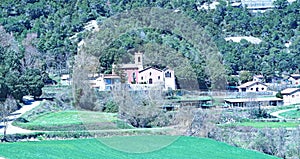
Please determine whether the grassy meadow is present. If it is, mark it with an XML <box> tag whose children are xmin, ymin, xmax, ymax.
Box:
<box><xmin>0</xmin><ymin>136</ymin><xmax>279</xmax><ymax>159</ymax></box>
<box><xmin>13</xmin><ymin>111</ymin><xmax>133</xmax><ymax>131</ymax></box>
<box><xmin>226</xmin><ymin>121</ymin><xmax>300</xmax><ymax>128</ymax></box>
<box><xmin>280</xmin><ymin>109</ymin><xmax>300</xmax><ymax>119</ymax></box>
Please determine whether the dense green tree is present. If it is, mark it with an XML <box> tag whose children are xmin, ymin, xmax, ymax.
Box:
<box><xmin>239</xmin><ymin>71</ymin><xmax>253</xmax><ymax>83</ymax></box>
<box><xmin>0</xmin><ymin>27</ymin><xmax>44</xmax><ymax>101</ymax></box>
<box><xmin>0</xmin><ymin>0</ymin><xmax>299</xmax><ymax>89</ymax></box>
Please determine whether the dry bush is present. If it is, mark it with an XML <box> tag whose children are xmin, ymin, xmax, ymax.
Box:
<box><xmin>174</xmin><ymin>107</ymin><xmax>221</xmax><ymax>137</ymax></box>
<box><xmin>112</xmin><ymin>84</ymin><xmax>167</xmax><ymax>128</ymax></box>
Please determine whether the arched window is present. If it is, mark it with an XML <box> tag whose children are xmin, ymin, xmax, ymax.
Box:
<box><xmin>165</xmin><ymin>71</ymin><xmax>171</xmax><ymax>78</ymax></box>
<box><xmin>138</xmin><ymin>57</ymin><xmax>141</xmax><ymax>63</ymax></box>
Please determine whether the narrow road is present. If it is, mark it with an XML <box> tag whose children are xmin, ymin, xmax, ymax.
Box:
<box><xmin>0</xmin><ymin>101</ymin><xmax>41</xmax><ymax>135</ymax></box>
<box><xmin>270</xmin><ymin>108</ymin><xmax>298</xmax><ymax>119</ymax></box>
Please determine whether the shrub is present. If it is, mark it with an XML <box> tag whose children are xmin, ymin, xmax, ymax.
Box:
<box><xmin>103</xmin><ymin>100</ymin><xmax>118</xmax><ymax>113</ymax></box>
<box><xmin>249</xmin><ymin>108</ymin><xmax>271</xmax><ymax>119</ymax></box>
<box><xmin>276</xmin><ymin>91</ymin><xmax>283</xmax><ymax>99</ymax></box>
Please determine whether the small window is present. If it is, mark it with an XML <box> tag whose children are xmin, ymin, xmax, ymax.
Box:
<box><xmin>250</xmin><ymin>88</ymin><xmax>253</xmax><ymax>90</ymax></box>
<box><xmin>158</xmin><ymin>76</ymin><xmax>160</xmax><ymax>80</ymax></box>
<box><xmin>132</xmin><ymin>72</ymin><xmax>136</xmax><ymax>82</ymax></box>
<box><xmin>262</xmin><ymin>88</ymin><xmax>264</xmax><ymax>90</ymax></box>
<box><xmin>138</xmin><ymin>57</ymin><xmax>141</xmax><ymax>62</ymax></box>
<box><xmin>256</xmin><ymin>87</ymin><xmax>259</xmax><ymax>92</ymax></box>
<box><xmin>150</xmin><ymin>72</ymin><xmax>152</xmax><ymax>76</ymax></box>
<box><xmin>141</xmin><ymin>76</ymin><xmax>143</xmax><ymax>80</ymax></box>
<box><xmin>165</xmin><ymin>71</ymin><xmax>171</xmax><ymax>77</ymax></box>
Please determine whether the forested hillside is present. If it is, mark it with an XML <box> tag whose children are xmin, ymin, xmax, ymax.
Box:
<box><xmin>0</xmin><ymin>0</ymin><xmax>299</xmax><ymax>92</ymax></box>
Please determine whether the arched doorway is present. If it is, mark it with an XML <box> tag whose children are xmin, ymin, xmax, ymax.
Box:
<box><xmin>149</xmin><ymin>78</ymin><xmax>153</xmax><ymax>84</ymax></box>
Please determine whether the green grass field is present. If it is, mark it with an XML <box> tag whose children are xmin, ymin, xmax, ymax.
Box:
<box><xmin>227</xmin><ymin>121</ymin><xmax>300</xmax><ymax>128</ymax></box>
<box><xmin>280</xmin><ymin>109</ymin><xmax>300</xmax><ymax>119</ymax></box>
<box><xmin>267</xmin><ymin>104</ymin><xmax>297</xmax><ymax>113</ymax></box>
<box><xmin>14</xmin><ymin>111</ymin><xmax>133</xmax><ymax>131</ymax></box>
<box><xmin>0</xmin><ymin>136</ymin><xmax>279</xmax><ymax>159</ymax></box>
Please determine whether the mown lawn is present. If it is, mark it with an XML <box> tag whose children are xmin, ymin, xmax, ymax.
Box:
<box><xmin>280</xmin><ymin>109</ymin><xmax>300</xmax><ymax>119</ymax></box>
<box><xmin>0</xmin><ymin>136</ymin><xmax>279</xmax><ymax>159</ymax></box>
<box><xmin>227</xmin><ymin>121</ymin><xmax>300</xmax><ymax>128</ymax></box>
<box><xmin>14</xmin><ymin>111</ymin><xmax>133</xmax><ymax>131</ymax></box>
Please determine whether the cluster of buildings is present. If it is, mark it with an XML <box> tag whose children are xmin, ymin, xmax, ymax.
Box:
<box><xmin>60</xmin><ymin>52</ymin><xmax>300</xmax><ymax>107</ymax></box>
<box><xmin>83</xmin><ymin>52</ymin><xmax>176</xmax><ymax>91</ymax></box>
<box><xmin>229</xmin><ymin>0</ymin><xmax>296</xmax><ymax>12</ymax></box>
<box><xmin>225</xmin><ymin>74</ymin><xmax>300</xmax><ymax>107</ymax></box>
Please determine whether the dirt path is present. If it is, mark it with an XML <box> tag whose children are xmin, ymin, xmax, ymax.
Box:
<box><xmin>0</xmin><ymin>101</ymin><xmax>41</xmax><ymax>135</ymax></box>
<box><xmin>270</xmin><ymin>108</ymin><xmax>298</xmax><ymax>119</ymax></box>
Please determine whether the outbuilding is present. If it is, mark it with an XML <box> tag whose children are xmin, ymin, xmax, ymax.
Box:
<box><xmin>238</xmin><ymin>81</ymin><xmax>268</xmax><ymax>92</ymax></box>
<box><xmin>224</xmin><ymin>97</ymin><xmax>283</xmax><ymax>107</ymax></box>
<box><xmin>281</xmin><ymin>88</ymin><xmax>300</xmax><ymax>105</ymax></box>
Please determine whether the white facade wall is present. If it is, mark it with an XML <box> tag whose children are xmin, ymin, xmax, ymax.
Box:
<box><xmin>283</xmin><ymin>91</ymin><xmax>300</xmax><ymax>105</ymax></box>
<box><xmin>239</xmin><ymin>84</ymin><xmax>268</xmax><ymax>92</ymax></box>
<box><xmin>246</xmin><ymin>84</ymin><xmax>268</xmax><ymax>92</ymax></box>
<box><xmin>288</xmin><ymin>77</ymin><xmax>300</xmax><ymax>85</ymax></box>
<box><xmin>139</xmin><ymin>68</ymin><xmax>164</xmax><ymax>85</ymax></box>
<box><xmin>164</xmin><ymin>69</ymin><xmax>176</xmax><ymax>90</ymax></box>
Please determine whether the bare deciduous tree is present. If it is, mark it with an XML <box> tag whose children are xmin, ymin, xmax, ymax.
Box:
<box><xmin>0</xmin><ymin>96</ymin><xmax>17</xmax><ymax>142</ymax></box>
<box><xmin>112</xmin><ymin>84</ymin><xmax>166</xmax><ymax>128</ymax></box>
<box><xmin>253</xmin><ymin>128</ymin><xmax>288</xmax><ymax>157</ymax></box>
<box><xmin>0</xmin><ymin>26</ymin><xmax>19</xmax><ymax>52</ymax></box>
<box><xmin>21</xmin><ymin>33</ymin><xmax>42</xmax><ymax>69</ymax></box>
<box><xmin>72</xmin><ymin>51</ymin><xmax>100</xmax><ymax>110</ymax></box>
<box><xmin>205</xmin><ymin>52</ymin><xmax>227</xmax><ymax>90</ymax></box>
<box><xmin>174</xmin><ymin>107</ymin><xmax>221</xmax><ymax>137</ymax></box>
<box><xmin>289</xmin><ymin>126</ymin><xmax>300</xmax><ymax>159</ymax></box>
